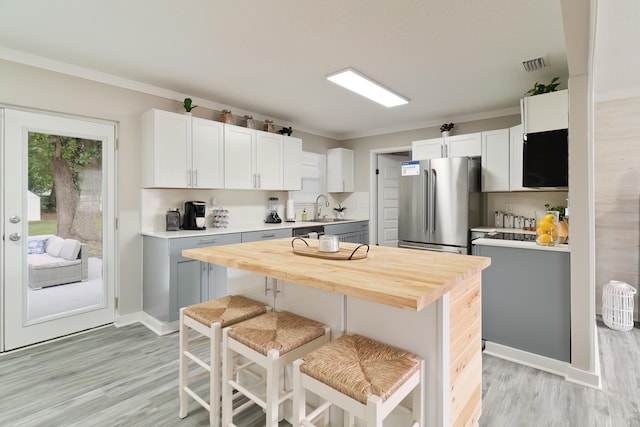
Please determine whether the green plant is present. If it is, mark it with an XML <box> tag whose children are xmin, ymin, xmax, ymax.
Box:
<box><xmin>545</xmin><ymin>203</ymin><xmax>566</xmax><ymax>219</ymax></box>
<box><xmin>183</xmin><ymin>97</ymin><xmax>198</xmax><ymax>112</ymax></box>
<box><xmin>526</xmin><ymin>77</ymin><xmax>560</xmax><ymax>96</ymax></box>
<box><xmin>333</xmin><ymin>203</ymin><xmax>346</xmax><ymax>212</ymax></box>
<box><xmin>440</xmin><ymin>123</ymin><xmax>454</xmax><ymax>132</ymax></box>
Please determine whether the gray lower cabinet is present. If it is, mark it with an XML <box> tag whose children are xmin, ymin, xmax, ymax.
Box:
<box><xmin>143</xmin><ymin>233</ymin><xmax>241</xmax><ymax>322</ymax></box>
<box><xmin>323</xmin><ymin>220</ymin><xmax>369</xmax><ymax>244</ymax></box>
<box><xmin>474</xmin><ymin>244</ymin><xmax>571</xmax><ymax>362</ymax></box>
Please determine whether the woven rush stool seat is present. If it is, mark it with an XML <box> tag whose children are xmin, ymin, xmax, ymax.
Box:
<box><xmin>179</xmin><ymin>295</ymin><xmax>269</xmax><ymax>427</ymax></box>
<box><xmin>293</xmin><ymin>334</ymin><xmax>424</xmax><ymax>427</ymax></box>
<box><xmin>222</xmin><ymin>311</ymin><xmax>331</xmax><ymax>427</ymax></box>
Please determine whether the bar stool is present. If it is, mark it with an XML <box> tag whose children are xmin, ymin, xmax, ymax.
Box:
<box><xmin>292</xmin><ymin>334</ymin><xmax>424</xmax><ymax>427</ymax></box>
<box><xmin>221</xmin><ymin>311</ymin><xmax>331</xmax><ymax>427</ymax></box>
<box><xmin>179</xmin><ymin>295</ymin><xmax>270</xmax><ymax>427</ymax></box>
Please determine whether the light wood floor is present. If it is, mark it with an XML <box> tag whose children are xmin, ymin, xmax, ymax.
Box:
<box><xmin>0</xmin><ymin>320</ymin><xmax>637</xmax><ymax>426</ymax></box>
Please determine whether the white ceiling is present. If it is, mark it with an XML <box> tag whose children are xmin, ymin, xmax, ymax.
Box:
<box><xmin>0</xmin><ymin>0</ymin><xmax>627</xmax><ymax>140</ymax></box>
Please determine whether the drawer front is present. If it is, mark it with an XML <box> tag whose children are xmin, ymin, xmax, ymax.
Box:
<box><xmin>324</xmin><ymin>220</ymin><xmax>368</xmax><ymax>236</ymax></box>
<box><xmin>169</xmin><ymin>233</ymin><xmax>241</xmax><ymax>256</ymax></box>
<box><xmin>241</xmin><ymin>228</ymin><xmax>291</xmax><ymax>243</ymax></box>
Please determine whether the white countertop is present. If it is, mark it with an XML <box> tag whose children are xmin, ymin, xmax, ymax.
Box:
<box><xmin>141</xmin><ymin>219</ymin><xmax>368</xmax><ymax>239</ymax></box>
<box><xmin>472</xmin><ymin>237</ymin><xmax>570</xmax><ymax>252</ymax></box>
<box><xmin>471</xmin><ymin>226</ymin><xmax>570</xmax><ymax>252</ymax></box>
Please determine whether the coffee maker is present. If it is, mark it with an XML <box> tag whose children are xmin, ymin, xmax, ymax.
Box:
<box><xmin>265</xmin><ymin>197</ymin><xmax>282</xmax><ymax>224</ymax></box>
<box><xmin>183</xmin><ymin>201</ymin><xmax>207</xmax><ymax>230</ymax></box>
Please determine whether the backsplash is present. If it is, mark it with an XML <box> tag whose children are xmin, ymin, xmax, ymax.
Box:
<box><xmin>486</xmin><ymin>191</ymin><xmax>569</xmax><ymax>226</ymax></box>
<box><xmin>140</xmin><ymin>189</ymin><xmax>370</xmax><ymax>232</ymax></box>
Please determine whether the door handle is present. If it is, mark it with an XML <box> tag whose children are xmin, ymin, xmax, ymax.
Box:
<box><xmin>9</xmin><ymin>215</ymin><xmax>21</xmax><ymax>224</ymax></box>
<box><xmin>9</xmin><ymin>233</ymin><xmax>21</xmax><ymax>242</ymax></box>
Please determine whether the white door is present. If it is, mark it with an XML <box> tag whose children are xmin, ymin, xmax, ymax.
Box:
<box><xmin>376</xmin><ymin>153</ymin><xmax>410</xmax><ymax>247</ymax></box>
<box><xmin>1</xmin><ymin>108</ymin><xmax>116</xmax><ymax>351</ymax></box>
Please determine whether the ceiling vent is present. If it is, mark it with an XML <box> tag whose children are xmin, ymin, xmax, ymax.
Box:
<box><xmin>522</xmin><ymin>56</ymin><xmax>549</xmax><ymax>72</ymax></box>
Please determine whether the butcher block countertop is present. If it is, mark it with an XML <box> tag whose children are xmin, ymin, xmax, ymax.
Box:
<box><xmin>183</xmin><ymin>237</ymin><xmax>491</xmax><ymax>312</ymax></box>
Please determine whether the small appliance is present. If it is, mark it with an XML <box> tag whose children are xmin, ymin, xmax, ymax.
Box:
<box><xmin>183</xmin><ymin>201</ymin><xmax>207</xmax><ymax>230</ymax></box>
<box><xmin>165</xmin><ymin>209</ymin><xmax>180</xmax><ymax>231</ymax></box>
<box><xmin>265</xmin><ymin>197</ymin><xmax>282</xmax><ymax>224</ymax></box>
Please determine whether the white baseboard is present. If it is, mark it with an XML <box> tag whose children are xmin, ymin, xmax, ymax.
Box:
<box><xmin>114</xmin><ymin>312</ymin><xmax>141</xmax><ymax>327</ymax></box>
<box><xmin>483</xmin><ymin>341</ymin><xmax>602</xmax><ymax>389</ymax></box>
<box><xmin>138</xmin><ymin>311</ymin><xmax>179</xmax><ymax>336</ymax></box>
<box><xmin>483</xmin><ymin>341</ymin><xmax>570</xmax><ymax>378</ymax></box>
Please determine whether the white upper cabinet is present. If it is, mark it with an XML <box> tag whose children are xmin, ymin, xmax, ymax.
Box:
<box><xmin>412</xmin><ymin>138</ymin><xmax>443</xmax><ymax>160</ymax></box>
<box><xmin>447</xmin><ymin>133</ymin><xmax>482</xmax><ymax>158</ymax></box>
<box><xmin>191</xmin><ymin>117</ymin><xmax>224</xmax><ymax>188</ymax></box>
<box><xmin>224</xmin><ymin>124</ymin><xmax>257</xmax><ymax>190</ymax></box>
<box><xmin>521</xmin><ymin>89</ymin><xmax>568</xmax><ymax>134</ymax></box>
<box><xmin>481</xmin><ymin>129</ymin><xmax>510</xmax><ymax>192</ymax></box>
<box><xmin>412</xmin><ymin>133</ymin><xmax>481</xmax><ymax>160</ymax></box>
<box><xmin>283</xmin><ymin>135</ymin><xmax>302</xmax><ymax>190</ymax></box>
<box><xmin>141</xmin><ymin>109</ymin><xmax>190</xmax><ymax>188</ymax></box>
<box><xmin>255</xmin><ymin>130</ymin><xmax>283</xmax><ymax>190</ymax></box>
<box><xmin>142</xmin><ymin>109</ymin><xmax>223</xmax><ymax>188</ymax></box>
<box><xmin>327</xmin><ymin>147</ymin><xmax>354</xmax><ymax>192</ymax></box>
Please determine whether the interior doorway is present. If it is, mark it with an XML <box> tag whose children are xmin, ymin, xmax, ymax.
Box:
<box><xmin>371</xmin><ymin>149</ymin><xmax>411</xmax><ymax>247</ymax></box>
<box><xmin>1</xmin><ymin>107</ymin><xmax>116</xmax><ymax>351</ymax></box>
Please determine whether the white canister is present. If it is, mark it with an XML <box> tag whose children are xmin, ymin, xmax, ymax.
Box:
<box><xmin>318</xmin><ymin>235</ymin><xmax>340</xmax><ymax>252</ymax></box>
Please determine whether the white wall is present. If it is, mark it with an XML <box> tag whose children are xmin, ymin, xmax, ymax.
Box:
<box><xmin>0</xmin><ymin>59</ymin><xmax>340</xmax><ymax>318</ymax></box>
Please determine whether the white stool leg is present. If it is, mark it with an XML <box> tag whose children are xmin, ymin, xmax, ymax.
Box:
<box><xmin>292</xmin><ymin>359</ymin><xmax>305</xmax><ymax>427</ymax></box>
<box><xmin>266</xmin><ymin>348</ymin><xmax>281</xmax><ymax>427</ymax></box>
<box><xmin>179</xmin><ymin>308</ymin><xmax>188</xmax><ymax>419</ymax></box>
<box><xmin>210</xmin><ymin>324</ymin><xmax>221</xmax><ymax>427</ymax></box>
<box><xmin>221</xmin><ymin>328</ymin><xmax>233</xmax><ymax>426</ymax></box>
<box><xmin>412</xmin><ymin>359</ymin><xmax>425</xmax><ymax>426</ymax></box>
<box><xmin>366</xmin><ymin>395</ymin><xmax>384</xmax><ymax>427</ymax></box>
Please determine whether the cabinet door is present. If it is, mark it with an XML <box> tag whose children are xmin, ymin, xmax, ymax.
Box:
<box><xmin>256</xmin><ymin>130</ymin><xmax>283</xmax><ymax>190</ymax></box>
<box><xmin>192</xmin><ymin>117</ymin><xmax>224</xmax><ymax>188</ymax></box>
<box><xmin>447</xmin><ymin>133</ymin><xmax>481</xmax><ymax>158</ymax></box>
<box><xmin>174</xmin><ymin>257</ymin><xmax>202</xmax><ymax>321</ymax></box>
<box><xmin>224</xmin><ymin>124</ymin><xmax>256</xmax><ymax>189</ymax></box>
<box><xmin>283</xmin><ymin>135</ymin><xmax>302</xmax><ymax>190</ymax></box>
<box><xmin>141</xmin><ymin>109</ymin><xmax>190</xmax><ymax>188</ymax></box>
<box><xmin>327</xmin><ymin>148</ymin><xmax>354</xmax><ymax>192</ymax></box>
<box><xmin>481</xmin><ymin>129</ymin><xmax>510</xmax><ymax>192</ymax></box>
<box><xmin>412</xmin><ymin>138</ymin><xmax>443</xmax><ymax>160</ymax></box>
<box><xmin>521</xmin><ymin>89</ymin><xmax>568</xmax><ymax>134</ymax></box>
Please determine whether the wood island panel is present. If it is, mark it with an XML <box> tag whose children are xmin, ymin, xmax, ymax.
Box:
<box><xmin>182</xmin><ymin>238</ymin><xmax>490</xmax><ymax>312</ymax></box>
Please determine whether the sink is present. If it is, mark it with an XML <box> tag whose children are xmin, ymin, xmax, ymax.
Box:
<box><xmin>306</xmin><ymin>218</ymin><xmax>353</xmax><ymax>223</ymax></box>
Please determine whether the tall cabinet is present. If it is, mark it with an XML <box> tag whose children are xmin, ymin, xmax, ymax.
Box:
<box><xmin>327</xmin><ymin>148</ymin><xmax>355</xmax><ymax>192</ymax></box>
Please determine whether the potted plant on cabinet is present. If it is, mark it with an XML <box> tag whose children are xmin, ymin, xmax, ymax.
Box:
<box><xmin>440</xmin><ymin>122</ymin><xmax>454</xmax><ymax>137</ymax></box>
<box><xmin>183</xmin><ymin>98</ymin><xmax>198</xmax><ymax>114</ymax></box>
<box><xmin>526</xmin><ymin>77</ymin><xmax>561</xmax><ymax>96</ymax></box>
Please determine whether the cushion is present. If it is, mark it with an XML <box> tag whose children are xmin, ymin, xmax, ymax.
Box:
<box><xmin>28</xmin><ymin>238</ymin><xmax>48</xmax><ymax>255</ymax></box>
<box><xmin>45</xmin><ymin>236</ymin><xmax>66</xmax><ymax>257</ymax></box>
<box><xmin>60</xmin><ymin>239</ymin><xmax>82</xmax><ymax>261</ymax></box>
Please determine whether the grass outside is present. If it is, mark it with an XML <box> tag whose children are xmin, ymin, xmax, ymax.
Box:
<box><xmin>29</xmin><ymin>212</ymin><xmax>103</xmax><ymax>258</ymax></box>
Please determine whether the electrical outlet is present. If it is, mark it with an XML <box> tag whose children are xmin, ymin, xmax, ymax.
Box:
<box><xmin>505</xmin><ymin>204</ymin><xmax>513</xmax><ymax>213</ymax></box>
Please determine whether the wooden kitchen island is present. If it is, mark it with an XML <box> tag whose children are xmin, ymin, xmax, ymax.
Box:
<box><xmin>183</xmin><ymin>238</ymin><xmax>490</xmax><ymax>427</ymax></box>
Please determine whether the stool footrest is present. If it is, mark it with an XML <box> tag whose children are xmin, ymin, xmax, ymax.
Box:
<box><xmin>184</xmin><ymin>386</ymin><xmax>210</xmax><ymax>411</ymax></box>
<box><xmin>184</xmin><ymin>350</ymin><xmax>211</xmax><ymax>372</ymax></box>
<box><xmin>228</xmin><ymin>379</ymin><xmax>267</xmax><ymax>410</ymax></box>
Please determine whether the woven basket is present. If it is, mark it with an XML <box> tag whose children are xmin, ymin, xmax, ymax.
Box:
<box><xmin>602</xmin><ymin>281</ymin><xmax>637</xmax><ymax>332</ymax></box>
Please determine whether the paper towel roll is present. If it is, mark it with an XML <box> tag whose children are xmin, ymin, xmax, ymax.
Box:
<box><xmin>286</xmin><ymin>199</ymin><xmax>295</xmax><ymax>220</ymax></box>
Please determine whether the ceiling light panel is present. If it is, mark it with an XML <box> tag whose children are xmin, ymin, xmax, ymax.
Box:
<box><xmin>326</xmin><ymin>68</ymin><xmax>408</xmax><ymax>107</ymax></box>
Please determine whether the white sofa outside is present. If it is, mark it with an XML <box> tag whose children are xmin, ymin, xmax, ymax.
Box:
<box><xmin>28</xmin><ymin>235</ymin><xmax>88</xmax><ymax>290</ymax></box>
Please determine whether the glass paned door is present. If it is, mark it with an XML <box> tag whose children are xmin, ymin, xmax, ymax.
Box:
<box><xmin>2</xmin><ymin>108</ymin><xmax>116</xmax><ymax>351</ymax></box>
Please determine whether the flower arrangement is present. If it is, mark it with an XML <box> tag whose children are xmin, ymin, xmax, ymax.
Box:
<box><xmin>440</xmin><ymin>123</ymin><xmax>455</xmax><ymax>132</ymax></box>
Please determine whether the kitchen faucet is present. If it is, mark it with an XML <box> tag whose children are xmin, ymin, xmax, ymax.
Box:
<box><xmin>314</xmin><ymin>194</ymin><xmax>329</xmax><ymax>220</ymax></box>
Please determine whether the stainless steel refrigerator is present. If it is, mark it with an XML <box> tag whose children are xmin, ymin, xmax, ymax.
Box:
<box><xmin>398</xmin><ymin>157</ymin><xmax>482</xmax><ymax>254</ymax></box>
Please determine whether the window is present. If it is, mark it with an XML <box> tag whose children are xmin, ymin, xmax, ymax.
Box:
<box><xmin>292</xmin><ymin>151</ymin><xmax>326</xmax><ymax>206</ymax></box>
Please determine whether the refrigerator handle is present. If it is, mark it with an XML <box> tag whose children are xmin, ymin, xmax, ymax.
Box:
<box><xmin>424</xmin><ymin>168</ymin><xmax>429</xmax><ymax>234</ymax></box>
<box><xmin>431</xmin><ymin>169</ymin><xmax>437</xmax><ymax>234</ymax></box>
